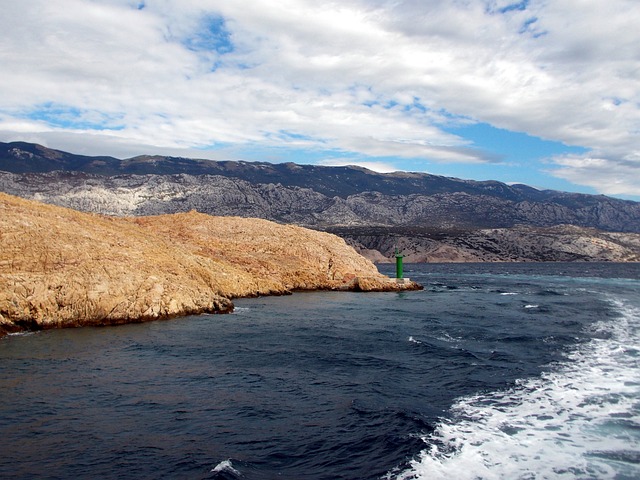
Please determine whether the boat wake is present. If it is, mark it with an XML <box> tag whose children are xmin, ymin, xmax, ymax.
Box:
<box><xmin>392</xmin><ymin>297</ymin><xmax>640</xmax><ymax>480</ymax></box>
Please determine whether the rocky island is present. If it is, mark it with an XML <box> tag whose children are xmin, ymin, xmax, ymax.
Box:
<box><xmin>0</xmin><ymin>192</ymin><xmax>419</xmax><ymax>337</ymax></box>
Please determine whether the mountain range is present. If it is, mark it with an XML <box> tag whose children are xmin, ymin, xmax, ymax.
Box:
<box><xmin>1</xmin><ymin>140</ymin><xmax>639</xmax><ymax>262</ymax></box>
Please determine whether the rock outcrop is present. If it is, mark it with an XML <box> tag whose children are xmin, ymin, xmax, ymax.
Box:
<box><xmin>0</xmin><ymin>193</ymin><xmax>418</xmax><ymax>337</ymax></box>
<box><xmin>332</xmin><ymin>225</ymin><xmax>640</xmax><ymax>263</ymax></box>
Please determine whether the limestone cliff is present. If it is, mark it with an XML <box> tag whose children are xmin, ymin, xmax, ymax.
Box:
<box><xmin>0</xmin><ymin>193</ymin><xmax>417</xmax><ymax>337</ymax></box>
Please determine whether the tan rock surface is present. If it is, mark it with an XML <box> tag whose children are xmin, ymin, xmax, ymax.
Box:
<box><xmin>0</xmin><ymin>193</ymin><xmax>418</xmax><ymax>337</ymax></box>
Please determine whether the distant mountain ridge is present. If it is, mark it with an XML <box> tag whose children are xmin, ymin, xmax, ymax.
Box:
<box><xmin>1</xmin><ymin>140</ymin><xmax>631</xmax><ymax>206</ymax></box>
<box><xmin>1</xmin><ymin>141</ymin><xmax>640</xmax><ymax>262</ymax></box>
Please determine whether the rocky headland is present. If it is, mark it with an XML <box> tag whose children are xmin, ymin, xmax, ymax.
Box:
<box><xmin>0</xmin><ymin>192</ymin><xmax>419</xmax><ymax>337</ymax></box>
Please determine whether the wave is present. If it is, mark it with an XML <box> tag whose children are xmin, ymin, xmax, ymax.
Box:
<box><xmin>231</xmin><ymin>307</ymin><xmax>252</xmax><ymax>315</ymax></box>
<box><xmin>211</xmin><ymin>459</ymin><xmax>242</xmax><ymax>478</ymax></box>
<box><xmin>392</xmin><ymin>296</ymin><xmax>640</xmax><ymax>480</ymax></box>
<box><xmin>4</xmin><ymin>331</ymin><xmax>38</xmax><ymax>338</ymax></box>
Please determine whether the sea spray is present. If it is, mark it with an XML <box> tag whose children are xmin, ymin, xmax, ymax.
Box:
<box><xmin>393</xmin><ymin>296</ymin><xmax>640</xmax><ymax>480</ymax></box>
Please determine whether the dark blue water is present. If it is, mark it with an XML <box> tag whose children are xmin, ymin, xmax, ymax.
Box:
<box><xmin>1</xmin><ymin>263</ymin><xmax>639</xmax><ymax>479</ymax></box>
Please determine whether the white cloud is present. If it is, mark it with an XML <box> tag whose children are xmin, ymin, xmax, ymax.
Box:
<box><xmin>0</xmin><ymin>0</ymin><xmax>639</xmax><ymax>195</ymax></box>
<box><xmin>551</xmin><ymin>151</ymin><xmax>640</xmax><ymax>197</ymax></box>
<box><xmin>317</xmin><ymin>158</ymin><xmax>398</xmax><ymax>173</ymax></box>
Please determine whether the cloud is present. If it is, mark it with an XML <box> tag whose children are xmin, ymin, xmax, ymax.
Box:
<box><xmin>0</xmin><ymin>0</ymin><xmax>639</xmax><ymax>195</ymax></box>
<box><xmin>317</xmin><ymin>158</ymin><xmax>398</xmax><ymax>173</ymax></box>
<box><xmin>551</xmin><ymin>151</ymin><xmax>640</xmax><ymax>197</ymax></box>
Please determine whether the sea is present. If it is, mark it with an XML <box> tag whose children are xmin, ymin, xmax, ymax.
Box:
<box><xmin>1</xmin><ymin>263</ymin><xmax>639</xmax><ymax>480</ymax></box>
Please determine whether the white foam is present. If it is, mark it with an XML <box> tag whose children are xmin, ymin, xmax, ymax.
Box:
<box><xmin>5</xmin><ymin>331</ymin><xmax>37</xmax><ymax>338</ymax></box>
<box><xmin>500</xmin><ymin>292</ymin><xmax>519</xmax><ymax>296</ymax></box>
<box><xmin>211</xmin><ymin>459</ymin><xmax>241</xmax><ymax>476</ymax></box>
<box><xmin>409</xmin><ymin>334</ymin><xmax>461</xmax><ymax>346</ymax></box>
<box><xmin>524</xmin><ymin>304</ymin><xmax>539</xmax><ymax>309</ymax></box>
<box><xmin>436</xmin><ymin>332</ymin><xmax>461</xmax><ymax>344</ymax></box>
<box><xmin>393</xmin><ymin>296</ymin><xmax>640</xmax><ymax>480</ymax></box>
<box><xmin>231</xmin><ymin>307</ymin><xmax>251</xmax><ymax>315</ymax></box>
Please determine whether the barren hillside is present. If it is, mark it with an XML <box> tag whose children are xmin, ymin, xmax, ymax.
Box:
<box><xmin>0</xmin><ymin>193</ymin><xmax>415</xmax><ymax>336</ymax></box>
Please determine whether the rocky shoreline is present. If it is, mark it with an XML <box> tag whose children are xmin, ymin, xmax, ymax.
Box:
<box><xmin>0</xmin><ymin>193</ymin><xmax>420</xmax><ymax>338</ymax></box>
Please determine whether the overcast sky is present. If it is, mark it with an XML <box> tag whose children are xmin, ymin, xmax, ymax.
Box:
<box><xmin>1</xmin><ymin>0</ymin><xmax>639</xmax><ymax>199</ymax></box>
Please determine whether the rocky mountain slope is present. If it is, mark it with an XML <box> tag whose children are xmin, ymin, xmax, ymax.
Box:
<box><xmin>0</xmin><ymin>192</ymin><xmax>416</xmax><ymax>337</ymax></box>
<box><xmin>2</xmin><ymin>169</ymin><xmax>639</xmax><ymax>234</ymax></box>
<box><xmin>329</xmin><ymin>225</ymin><xmax>640</xmax><ymax>263</ymax></box>
<box><xmin>2</xmin><ymin>141</ymin><xmax>639</xmax><ymax>232</ymax></box>
<box><xmin>1</xmin><ymin>141</ymin><xmax>639</xmax><ymax>262</ymax></box>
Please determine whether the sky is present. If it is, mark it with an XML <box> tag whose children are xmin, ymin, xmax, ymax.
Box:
<box><xmin>1</xmin><ymin>0</ymin><xmax>639</xmax><ymax>200</ymax></box>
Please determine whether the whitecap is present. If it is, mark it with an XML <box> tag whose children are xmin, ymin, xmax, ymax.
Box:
<box><xmin>5</xmin><ymin>331</ymin><xmax>37</xmax><ymax>338</ymax></box>
<box><xmin>500</xmin><ymin>292</ymin><xmax>519</xmax><ymax>296</ymax></box>
<box><xmin>211</xmin><ymin>459</ymin><xmax>242</xmax><ymax>476</ymax></box>
<box><xmin>436</xmin><ymin>332</ymin><xmax>460</xmax><ymax>344</ymax></box>
<box><xmin>231</xmin><ymin>307</ymin><xmax>251</xmax><ymax>315</ymax></box>
<box><xmin>524</xmin><ymin>304</ymin><xmax>539</xmax><ymax>309</ymax></box>
<box><xmin>393</xmin><ymin>296</ymin><xmax>640</xmax><ymax>480</ymax></box>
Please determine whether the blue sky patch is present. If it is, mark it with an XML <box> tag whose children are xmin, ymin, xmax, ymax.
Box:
<box><xmin>272</xmin><ymin>130</ymin><xmax>318</xmax><ymax>142</ymax></box>
<box><xmin>519</xmin><ymin>17</ymin><xmax>547</xmax><ymax>38</ymax></box>
<box><xmin>26</xmin><ymin>104</ymin><xmax>124</xmax><ymax>131</ymax></box>
<box><xmin>520</xmin><ymin>17</ymin><xmax>537</xmax><ymax>33</ymax></box>
<box><xmin>183</xmin><ymin>15</ymin><xmax>233</xmax><ymax>54</ymax></box>
<box><xmin>438</xmin><ymin>122</ymin><xmax>591</xmax><ymax>192</ymax></box>
<box><xmin>497</xmin><ymin>1</ymin><xmax>529</xmax><ymax>14</ymax></box>
<box><xmin>447</xmin><ymin>122</ymin><xmax>586</xmax><ymax>163</ymax></box>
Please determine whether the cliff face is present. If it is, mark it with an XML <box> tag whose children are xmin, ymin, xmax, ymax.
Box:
<box><xmin>0</xmin><ymin>193</ymin><xmax>414</xmax><ymax>337</ymax></box>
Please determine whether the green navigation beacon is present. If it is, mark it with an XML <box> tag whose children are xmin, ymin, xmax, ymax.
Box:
<box><xmin>394</xmin><ymin>247</ymin><xmax>404</xmax><ymax>279</ymax></box>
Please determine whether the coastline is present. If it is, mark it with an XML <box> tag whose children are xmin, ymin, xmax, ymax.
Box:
<box><xmin>0</xmin><ymin>277</ymin><xmax>422</xmax><ymax>339</ymax></box>
<box><xmin>0</xmin><ymin>193</ymin><xmax>421</xmax><ymax>338</ymax></box>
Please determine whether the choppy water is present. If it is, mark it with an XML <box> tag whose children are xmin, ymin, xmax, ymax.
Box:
<box><xmin>1</xmin><ymin>263</ymin><xmax>639</xmax><ymax>479</ymax></box>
